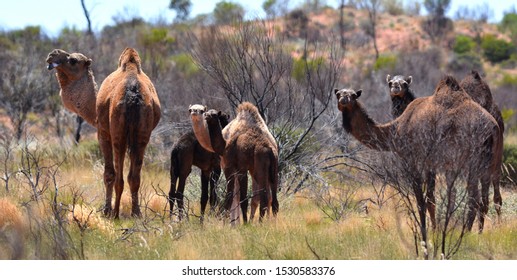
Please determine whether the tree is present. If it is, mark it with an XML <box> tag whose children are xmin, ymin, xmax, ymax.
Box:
<box><xmin>213</xmin><ymin>1</ymin><xmax>245</xmax><ymax>25</ymax></box>
<box><xmin>421</xmin><ymin>0</ymin><xmax>453</xmax><ymax>44</ymax></box>
<box><xmin>169</xmin><ymin>0</ymin><xmax>192</xmax><ymax>22</ymax></box>
<box><xmin>189</xmin><ymin>21</ymin><xmax>344</xmax><ymax>190</ymax></box>
<box><xmin>359</xmin><ymin>0</ymin><xmax>381</xmax><ymax>59</ymax></box>
<box><xmin>262</xmin><ymin>0</ymin><xmax>290</xmax><ymax>19</ymax></box>
<box><xmin>500</xmin><ymin>12</ymin><xmax>517</xmax><ymax>45</ymax></box>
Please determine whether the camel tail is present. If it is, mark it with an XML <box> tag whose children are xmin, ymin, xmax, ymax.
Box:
<box><xmin>124</xmin><ymin>75</ymin><xmax>144</xmax><ymax>156</ymax></box>
<box><xmin>268</xmin><ymin>149</ymin><xmax>279</xmax><ymax>215</ymax></box>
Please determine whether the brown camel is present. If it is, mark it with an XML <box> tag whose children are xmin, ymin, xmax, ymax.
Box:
<box><xmin>47</xmin><ymin>48</ymin><xmax>161</xmax><ymax>218</ymax></box>
<box><xmin>201</xmin><ymin>103</ymin><xmax>279</xmax><ymax>225</ymax></box>
<box><xmin>386</xmin><ymin>74</ymin><xmax>437</xmax><ymax>226</ymax></box>
<box><xmin>169</xmin><ymin>110</ymin><xmax>229</xmax><ymax>221</ymax></box>
<box><xmin>336</xmin><ymin>75</ymin><xmax>499</xmax><ymax>234</ymax></box>
<box><xmin>460</xmin><ymin>70</ymin><xmax>504</xmax><ymax>221</ymax></box>
<box><xmin>385</xmin><ymin>72</ymin><xmax>503</xmax><ymax>230</ymax></box>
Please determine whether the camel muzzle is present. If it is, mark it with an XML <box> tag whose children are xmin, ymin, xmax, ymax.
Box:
<box><xmin>47</xmin><ymin>62</ymin><xmax>59</xmax><ymax>70</ymax></box>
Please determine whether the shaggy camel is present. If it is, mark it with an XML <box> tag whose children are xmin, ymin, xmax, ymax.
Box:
<box><xmin>47</xmin><ymin>48</ymin><xmax>161</xmax><ymax>218</ymax></box>
<box><xmin>386</xmin><ymin>73</ymin><xmax>504</xmax><ymax>230</ymax></box>
<box><xmin>336</xmin><ymin>75</ymin><xmax>499</xmax><ymax>233</ymax></box>
<box><xmin>386</xmin><ymin>74</ymin><xmax>437</xmax><ymax>226</ymax></box>
<box><xmin>460</xmin><ymin>70</ymin><xmax>504</xmax><ymax>222</ymax></box>
<box><xmin>200</xmin><ymin>103</ymin><xmax>279</xmax><ymax>225</ymax></box>
<box><xmin>169</xmin><ymin>110</ymin><xmax>229</xmax><ymax>220</ymax></box>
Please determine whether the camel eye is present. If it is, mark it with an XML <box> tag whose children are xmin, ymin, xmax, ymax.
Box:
<box><xmin>69</xmin><ymin>58</ymin><xmax>78</xmax><ymax>65</ymax></box>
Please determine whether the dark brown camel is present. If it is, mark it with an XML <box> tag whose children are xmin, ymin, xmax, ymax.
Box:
<box><xmin>47</xmin><ymin>48</ymin><xmax>161</xmax><ymax>218</ymax></box>
<box><xmin>203</xmin><ymin>103</ymin><xmax>279</xmax><ymax>225</ymax></box>
<box><xmin>460</xmin><ymin>70</ymin><xmax>504</xmax><ymax>223</ymax></box>
<box><xmin>169</xmin><ymin>110</ymin><xmax>229</xmax><ymax>221</ymax></box>
<box><xmin>336</xmin><ymin>75</ymin><xmax>499</xmax><ymax>235</ymax></box>
<box><xmin>386</xmin><ymin>74</ymin><xmax>437</xmax><ymax>226</ymax></box>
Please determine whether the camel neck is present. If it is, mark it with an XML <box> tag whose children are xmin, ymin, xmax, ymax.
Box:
<box><xmin>390</xmin><ymin>92</ymin><xmax>414</xmax><ymax>118</ymax></box>
<box><xmin>56</xmin><ymin>70</ymin><xmax>98</xmax><ymax>126</ymax></box>
<box><xmin>207</xmin><ymin>119</ymin><xmax>226</xmax><ymax>156</ymax></box>
<box><xmin>342</xmin><ymin>102</ymin><xmax>393</xmax><ymax>151</ymax></box>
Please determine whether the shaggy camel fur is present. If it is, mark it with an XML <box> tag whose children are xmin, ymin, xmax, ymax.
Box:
<box><xmin>460</xmin><ymin>70</ymin><xmax>504</xmax><ymax>221</ymax></box>
<box><xmin>386</xmin><ymin>74</ymin><xmax>437</xmax><ymax>226</ymax></box>
<box><xmin>169</xmin><ymin>110</ymin><xmax>229</xmax><ymax>220</ymax></box>
<box><xmin>202</xmin><ymin>103</ymin><xmax>279</xmax><ymax>225</ymax></box>
<box><xmin>386</xmin><ymin>73</ymin><xmax>504</xmax><ymax>229</ymax></box>
<box><xmin>336</xmin><ymin>75</ymin><xmax>499</xmax><ymax>233</ymax></box>
<box><xmin>47</xmin><ymin>48</ymin><xmax>161</xmax><ymax>218</ymax></box>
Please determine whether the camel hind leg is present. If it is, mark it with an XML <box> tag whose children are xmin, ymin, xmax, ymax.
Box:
<box><xmin>127</xmin><ymin>141</ymin><xmax>147</xmax><ymax>218</ymax></box>
<box><xmin>112</xmin><ymin>139</ymin><xmax>127</xmax><ymax>219</ymax></box>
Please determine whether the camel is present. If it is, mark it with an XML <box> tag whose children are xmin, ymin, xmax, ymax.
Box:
<box><xmin>46</xmin><ymin>48</ymin><xmax>161</xmax><ymax>218</ymax></box>
<box><xmin>385</xmin><ymin>73</ymin><xmax>504</xmax><ymax>230</ymax></box>
<box><xmin>169</xmin><ymin>110</ymin><xmax>229</xmax><ymax>221</ymax></box>
<box><xmin>460</xmin><ymin>70</ymin><xmax>504</xmax><ymax>222</ymax></box>
<box><xmin>336</xmin><ymin>75</ymin><xmax>499</xmax><ymax>234</ymax></box>
<box><xmin>197</xmin><ymin>103</ymin><xmax>279</xmax><ymax>225</ymax></box>
<box><xmin>386</xmin><ymin>74</ymin><xmax>437</xmax><ymax>226</ymax></box>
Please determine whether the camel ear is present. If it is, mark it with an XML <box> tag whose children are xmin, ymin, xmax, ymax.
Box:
<box><xmin>406</xmin><ymin>76</ymin><xmax>412</xmax><ymax>85</ymax></box>
<box><xmin>356</xmin><ymin>89</ymin><xmax>362</xmax><ymax>97</ymax></box>
<box><xmin>86</xmin><ymin>59</ymin><xmax>92</xmax><ymax>67</ymax></box>
<box><xmin>204</xmin><ymin>106</ymin><xmax>207</xmax><ymax>112</ymax></box>
<box><xmin>334</xmin><ymin>88</ymin><xmax>340</xmax><ymax>96</ymax></box>
<box><xmin>472</xmin><ymin>70</ymin><xmax>481</xmax><ymax>80</ymax></box>
<box><xmin>386</xmin><ymin>74</ymin><xmax>391</xmax><ymax>83</ymax></box>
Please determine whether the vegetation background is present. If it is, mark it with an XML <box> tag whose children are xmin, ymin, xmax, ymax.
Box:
<box><xmin>1</xmin><ymin>0</ymin><xmax>517</xmax><ymax>260</ymax></box>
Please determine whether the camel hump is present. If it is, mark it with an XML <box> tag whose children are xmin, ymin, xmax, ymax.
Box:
<box><xmin>236</xmin><ymin>102</ymin><xmax>264</xmax><ymax>124</ymax></box>
<box><xmin>119</xmin><ymin>47</ymin><xmax>142</xmax><ymax>74</ymax></box>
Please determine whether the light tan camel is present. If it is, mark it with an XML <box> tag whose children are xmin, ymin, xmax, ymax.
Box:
<box><xmin>194</xmin><ymin>103</ymin><xmax>279</xmax><ymax>225</ymax></box>
<box><xmin>460</xmin><ymin>70</ymin><xmax>504</xmax><ymax>223</ymax></box>
<box><xmin>46</xmin><ymin>48</ymin><xmax>161</xmax><ymax>218</ymax></box>
<box><xmin>336</xmin><ymin>75</ymin><xmax>499</xmax><ymax>234</ymax></box>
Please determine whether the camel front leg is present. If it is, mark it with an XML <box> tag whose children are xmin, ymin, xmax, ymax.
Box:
<box><xmin>98</xmin><ymin>135</ymin><xmax>115</xmax><ymax>217</ymax></box>
<box><xmin>200</xmin><ymin>170</ymin><xmax>210</xmax><ymax>218</ymax></box>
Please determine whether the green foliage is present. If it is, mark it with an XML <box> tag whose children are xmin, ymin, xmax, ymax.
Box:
<box><xmin>481</xmin><ymin>34</ymin><xmax>516</xmax><ymax>63</ymax></box>
<box><xmin>213</xmin><ymin>1</ymin><xmax>245</xmax><ymax>25</ymax></box>
<box><xmin>500</xmin><ymin>73</ymin><xmax>517</xmax><ymax>87</ymax></box>
<box><xmin>499</xmin><ymin>13</ymin><xmax>517</xmax><ymax>44</ymax></box>
<box><xmin>447</xmin><ymin>52</ymin><xmax>483</xmax><ymax>73</ymax></box>
<box><xmin>501</xmin><ymin>108</ymin><xmax>516</xmax><ymax>124</ymax></box>
<box><xmin>292</xmin><ymin>57</ymin><xmax>325</xmax><ymax>82</ymax></box>
<box><xmin>373</xmin><ymin>55</ymin><xmax>397</xmax><ymax>71</ymax></box>
<box><xmin>169</xmin><ymin>0</ymin><xmax>192</xmax><ymax>21</ymax></box>
<box><xmin>140</xmin><ymin>28</ymin><xmax>175</xmax><ymax>47</ymax></box>
<box><xmin>171</xmin><ymin>53</ymin><xmax>199</xmax><ymax>77</ymax></box>
<box><xmin>453</xmin><ymin>35</ymin><xmax>476</xmax><ymax>54</ymax></box>
<box><xmin>383</xmin><ymin>0</ymin><xmax>405</xmax><ymax>16</ymax></box>
<box><xmin>423</xmin><ymin>0</ymin><xmax>451</xmax><ymax>17</ymax></box>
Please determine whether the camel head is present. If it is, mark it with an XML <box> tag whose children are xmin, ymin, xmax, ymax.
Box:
<box><xmin>386</xmin><ymin>74</ymin><xmax>412</xmax><ymax>97</ymax></box>
<box><xmin>189</xmin><ymin>104</ymin><xmax>207</xmax><ymax>116</ymax></box>
<box><xmin>335</xmin><ymin>88</ymin><xmax>362</xmax><ymax>112</ymax></box>
<box><xmin>204</xmin><ymin>109</ymin><xmax>230</xmax><ymax>128</ymax></box>
<box><xmin>46</xmin><ymin>49</ymin><xmax>92</xmax><ymax>76</ymax></box>
<box><xmin>119</xmin><ymin>47</ymin><xmax>142</xmax><ymax>74</ymax></box>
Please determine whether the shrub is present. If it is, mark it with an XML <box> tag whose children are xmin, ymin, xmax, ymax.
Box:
<box><xmin>453</xmin><ymin>35</ymin><xmax>476</xmax><ymax>54</ymax></box>
<box><xmin>171</xmin><ymin>53</ymin><xmax>199</xmax><ymax>77</ymax></box>
<box><xmin>500</xmin><ymin>73</ymin><xmax>517</xmax><ymax>87</ymax></box>
<box><xmin>292</xmin><ymin>57</ymin><xmax>325</xmax><ymax>83</ymax></box>
<box><xmin>383</xmin><ymin>0</ymin><xmax>405</xmax><ymax>16</ymax></box>
<box><xmin>480</xmin><ymin>35</ymin><xmax>515</xmax><ymax>63</ymax></box>
<box><xmin>374</xmin><ymin>55</ymin><xmax>397</xmax><ymax>71</ymax></box>
<box><xmin>447</xmin><ymin>52</ymin><xmax>483</xmax><ymax>73</ymax></box>
<box><xmin>503</xmin><ymin>143</ymin><xmax>517</xmax><ymax>188</ymax></box>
